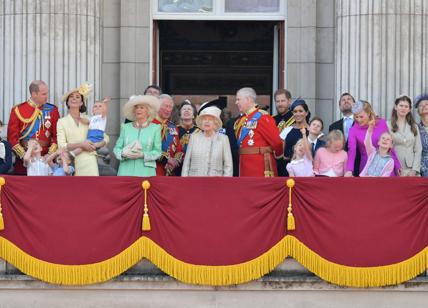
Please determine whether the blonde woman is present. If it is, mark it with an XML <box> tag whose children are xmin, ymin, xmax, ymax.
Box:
<box><xmin>114</xmin><ymin>95</ymin><xmax>162</xmax><ymax>176</ymax></box>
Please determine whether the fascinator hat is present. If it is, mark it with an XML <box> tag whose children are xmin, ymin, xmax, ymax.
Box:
<box><xmin>61</xmin><ymin>83</ymin><xmax>92</xmax><ymax>104</ymax></box>
<box><xmin>351</xmin><ymin>100</ymin><xmax>365</xmax><ymax>114</ymax></box>
<box><xmin>289</xmin><ymin>98</ymin><xmax>306</xmax><ymax>111</ymax></box>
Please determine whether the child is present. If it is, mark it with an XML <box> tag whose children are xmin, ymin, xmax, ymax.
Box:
<box><xmin>72</xmin><ymin>98</ymin><xmax>110</xmax><ymax>157</ymax></box>
<box><xmin>286</xmin><ymin>128</ymin><xmax>315</xmax><ymax>177</ymax></box>
<box><xmin>50</xmin><ymin>149</ymin><xmax>75</xmax><ymax>176</ymax></box>
<box><xmin>23</xmin><ymin>139</ymin><xmax>55</xmax><ymax>176</ymax></box>
<box><xmin>359</xmin><ymin>123</ymin><xmax>394</xmax><ymax>177</ymax></box>
<box><xmin>307</xmin><ymin>117</ymin><xmax>326</xmax><ymax>157</ymax></box>
<box><xmin>313</xmin><ymin>130</ymin><xmax>348</xmax><ymax>176</ymax></box>
<box><xmin>0</xmin><ymin>120</ymin><xmax>12</xmax><ymax>174</ymax></box>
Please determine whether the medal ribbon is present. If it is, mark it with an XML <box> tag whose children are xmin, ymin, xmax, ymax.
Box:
<box><xmin>237</xmin><ymin>111</ymin><xmax>262</xmax><ymax>147</ymax></box>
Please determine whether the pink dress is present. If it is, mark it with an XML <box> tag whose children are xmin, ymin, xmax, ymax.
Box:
<box><xmin>313</xmin><ymin>148</ymin><xmax>348</xmax><ymax>176</ymax></box>
<box><xmin>286</xmin><ymin>154</ymin><xmax>314</xmax><ymax>177</ymax></box>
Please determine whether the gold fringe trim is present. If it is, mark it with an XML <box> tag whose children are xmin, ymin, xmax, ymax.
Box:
<box><xmin>285</xmin><ymin>236</ymin><xmax>428</xmax><ymax>287</ymax></box>
<box><xmin>0</xmin><ymin>236</ymin><xmax>427</xmax><ymax>287</ymax></box>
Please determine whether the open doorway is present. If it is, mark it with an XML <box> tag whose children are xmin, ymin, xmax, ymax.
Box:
<box><xmin>155</xmin><ymin>20</ymin><xmax>283</xmax><ymax>115</ymax></box>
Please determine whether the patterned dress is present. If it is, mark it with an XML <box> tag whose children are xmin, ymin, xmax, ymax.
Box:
<box><xmin>418</xmin><ymin>123</ymin><xmax>428</xmax><ymax>177</ymax></box>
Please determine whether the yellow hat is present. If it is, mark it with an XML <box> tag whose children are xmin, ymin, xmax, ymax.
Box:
<box><xmin>61</xmin><ymin>83</ymin><xmax>92</xmax><ymax>103</ymax></box>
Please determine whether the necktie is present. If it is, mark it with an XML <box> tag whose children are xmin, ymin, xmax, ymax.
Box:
<box><xmin>344</xmin><ymin>117</ymin><xmax>352</xmax><ymax>140</ymax></box>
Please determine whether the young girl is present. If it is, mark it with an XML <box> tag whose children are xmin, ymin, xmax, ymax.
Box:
<box><xmin>360</xmin><ymin>123</ymin><xmax>394</xmax><ymax>177</ymax></box>
<box><xmin>286</xmin><ymin>128</ymin><xmax>315</xmax><ymax>177</ymax></box>
<box><xmin>313</xmin><ymin>130</ymin><xmax>348</xmax><ymax>176</ymax></box>
<box><xmin>23</xmin><ymin>139</ymin><xmax>55</xmax><ymax>176</ymax></box>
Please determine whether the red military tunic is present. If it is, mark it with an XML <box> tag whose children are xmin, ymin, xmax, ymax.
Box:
<box><xmin>235</xmin><ymin>108</ymin><xmax>283</xmax><ymax>177</ymax></box>
<box><xmin>152</xmin><ymin>117</ymin><xmax>184</xmax><ymax>176</ymax></box>
<box><xmin>7</xmin><ymin>99</ymin><xmax>60</xmax><ymax>174</ymax></box>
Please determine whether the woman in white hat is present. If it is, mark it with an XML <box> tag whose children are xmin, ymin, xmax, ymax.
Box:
<box><xmin>57</xmin><ymin>83</ymin><xmax>109</xmax><ymax>176</ymax></box>
<box><xmin>113</xmin><ymin>95</ymin><xmax>162</xmax><ymax>176</ymax></box>
<box><xmin>181</xmin><ymin>101</ymin><xmax>233</xmax><ymax>176</ymax></box>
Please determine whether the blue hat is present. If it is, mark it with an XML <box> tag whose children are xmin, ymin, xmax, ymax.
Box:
<box><xmin>414</xmin><ymin>94</ymin><xmax>428</xmax><ymax>109</ymax></box>
<box><xmin>289</xmin><ymin>99</ymin><xmax>306</xmax><ymax>111</ymax></box>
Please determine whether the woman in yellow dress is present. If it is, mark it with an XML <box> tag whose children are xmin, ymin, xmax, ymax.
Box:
<box><xmin>57</xmin><ymin>84</ymin><xmax>109</xmax><ymax>176</ymax></box>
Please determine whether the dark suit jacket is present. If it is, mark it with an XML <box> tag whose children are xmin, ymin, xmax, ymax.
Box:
<box><xmin>225</xmin><ymin>115</ymin><xmax>241</xmax><ymax>177</ymax></box>
<box><xmin>329</xmin><ymin>118</ymin><xmax>360</xmax><ymax>176</ymax></box>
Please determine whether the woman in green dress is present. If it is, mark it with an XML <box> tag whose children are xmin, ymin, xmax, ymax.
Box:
<box><xmin>114</xmin><ymin>95</ymin><xmax>162</xmax><ymax>176</ymax></box>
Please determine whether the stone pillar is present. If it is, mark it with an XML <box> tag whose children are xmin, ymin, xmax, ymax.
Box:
<box><xmin>0</xmin><ymin>0</ymin><xmax>101</xmax><ymax>122</ymax></box>
<box><xmin>336</xmin><ymin>0</ymin><xmax>428</xmax><ymax>118</ymax></box>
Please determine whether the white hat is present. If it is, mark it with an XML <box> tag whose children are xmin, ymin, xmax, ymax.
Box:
<box><xmin>196</xmin><ymin>106</ymin><xmax>222</xmax><ymax>129</ymax></box>
<box><xmin>123</xmin><ymin>95</ymin><xmax>160</xmax><ymax>121</ymax></box>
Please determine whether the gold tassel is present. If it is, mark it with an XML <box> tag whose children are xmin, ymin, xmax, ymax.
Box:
<box><xmin>0</xmin><ymin>177</ymin><xmax>5</xmax><ymax>231</ymax></box>
<box><xmin>141</xmin><ymin>180</ymin><xmax>151</xmax><ymax>231</ymax></box>
<box><xmin>286</xmin><ymin>179</ymin><xmax>295</xmax><ymax>231</ymax></box>
<box><xmin>287</xmin><ymin>212</ymin><xmax>295</xmax><ymax>231</ymax></box>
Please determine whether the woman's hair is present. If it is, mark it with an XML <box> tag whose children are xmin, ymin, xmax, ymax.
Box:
<box><xmin>326</xmin><ymin>130</ymin><xmax>344</xmax><ymax>148</ymax></box>
<box><xmin>291</xmin><ymin>138</ymin><xmax>304</xmax><ymax>161</ymax></box>
<box><xmin>65</xmin><ymin>92</ymin><xmax>87</xmax><ymax>113</ymax></box>
<box><xmin>390</xmin><ymin>95</ymin><xmax>418</xmax><ymax>136</ymax></box>
<box><xmin>359</xmin><ymin>100</ymin><xmax>376</xmax><ymax>123</ymax></box>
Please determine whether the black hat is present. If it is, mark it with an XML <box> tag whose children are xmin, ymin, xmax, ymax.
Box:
<box><xmin>198</xmin><ymin>96</ymin><xmax>227</xmax><ymax>115</ymax></box>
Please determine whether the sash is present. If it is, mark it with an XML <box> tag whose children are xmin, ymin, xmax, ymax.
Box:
<box><xmin>20</xmin><ymin>103</ymin><xmax>55</xmax><ymax>141</ymax></box>
<box><xmin>162</xmin><ymin>123</ymin><xmax>176</xmax><ymax>153</ymax></box>
<box><xmin>237</xmin><ymin>111</ymin><xmax>262</xmax><ymax>147</ymax></box>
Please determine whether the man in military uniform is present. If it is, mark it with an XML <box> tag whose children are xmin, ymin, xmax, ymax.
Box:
<box><xmin>7</xmin><ymin>80</ymin><xmax>60</xmax><ymax>175</ymax></box>
<box><xmin>152</xmin><ymin>94</ymin><xmax>183</xmax><ymax>176</ymax></box>
<box><xmin>273</xmin><ymin>89</ymin><xmax>294</xmax><ymax>133</ymax></box>
<box><xmin>273</xmin><ymin>89</ymin><xmax>294</xmax><ymax>176</ymax></box>
<box><xmin>234</xmin><ymin>87</ymin><xmax>283</xmax><ymax>177</ymax></box>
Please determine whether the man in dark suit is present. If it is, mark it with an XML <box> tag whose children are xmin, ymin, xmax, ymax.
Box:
<box><xmin>273</xmin><ymin>89</ymin><xmax>294</xmax><ymax>176</ymax></box>
<box><xmin>329</xmin><ymin>93</ymin><xmax>360</xmax><ymax>176</ymax></box>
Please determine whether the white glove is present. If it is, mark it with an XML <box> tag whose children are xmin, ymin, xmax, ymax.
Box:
<box><xmin>122</xmin><ymin>148</ymin><xmax>143</xmax><ymax>159</ymax></box>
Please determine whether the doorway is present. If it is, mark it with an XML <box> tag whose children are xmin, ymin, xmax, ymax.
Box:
<box><xmin>155</xmin><ymin>20</ymin><xmax>283</xmax><ymax>114</ymax></box>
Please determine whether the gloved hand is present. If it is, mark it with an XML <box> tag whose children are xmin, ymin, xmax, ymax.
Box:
<box><xmin>122</xmin><ymin>148</ymin><xmax>144</xmax><ymax>159</ymax></box>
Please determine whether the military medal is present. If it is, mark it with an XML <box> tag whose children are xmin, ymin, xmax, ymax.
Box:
<box><xmin>45</xmin><ymin>131</ymin><xmax>50</xmax><ymax>138</ymax></box>
<box><xmin>45</xmin><ymin>120</ymin><xmax>51</xmax><ymax>129</ymax></box>
<box><xmin>248</xmin><ymin>129</ymin><xmax>255</xmax><ymax>146</ymax></box>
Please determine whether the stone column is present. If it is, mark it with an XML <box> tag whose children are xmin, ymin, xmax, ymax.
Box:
<box><xmin>336</xmin><ymin>0</ymin><xmax>428</xmax><ymax>118</ymax></box>
<box><xmin>0</xmin><ymin>0</ymin><xmax>101</xmax><ymax>121</ymax></box>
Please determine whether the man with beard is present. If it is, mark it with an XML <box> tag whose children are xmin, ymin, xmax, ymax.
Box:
<box><xmin>273</xmin><ymin>89</ymin><xmax>294</xmax><ymax>176</ymax></box>
<box><xmin>273</xmin><ymin>89</ymin><xmax>294</xmax><ymax>133</ymax></box>
<box><xmin>329</xmin><ymin>92</ymin><xmax>360</xmax><ymax>175</ymax></box>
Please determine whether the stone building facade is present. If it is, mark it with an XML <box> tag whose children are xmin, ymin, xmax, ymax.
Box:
<box><xmin>1</xmin><ymin>0</ymin><xmax>426</xmax><ymax>146</ymax></box>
